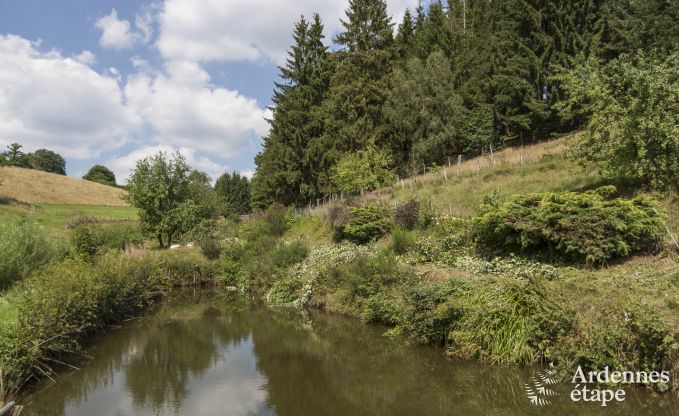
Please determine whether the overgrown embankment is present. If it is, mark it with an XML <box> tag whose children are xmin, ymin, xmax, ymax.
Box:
<box><xmin>218</xmin><ymin>146</ymin><xmax>679</xmax><ymax>392</ymax></box>
<box><xmin>0</xmin><ymin>243</ymin><xmax>225</xmax><ymax>400</ymax></box>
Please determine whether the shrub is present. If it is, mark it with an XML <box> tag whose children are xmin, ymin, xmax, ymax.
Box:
<box><xmin>394</xmin><ymin>199</ymin><xmax>420</xmax><ymax>230</ymax></box>
<box><xmin>391</xmin><ymin>228</ymin><xmax>416</xmax><ymax>255</ymax></box>
<box><xmin>397</xmin><ymin>279</ymin><xmax>468</xmax><ymax>345</ymax></box>
<box><xmin>448</xmin><ymin>277</ymin><xmax>574</xmax><ymax>364</ymax></box>
<box><xmin>272</xmin><ymin>241</ymin><xmax>309</xmax><ymax>268</ymax></box>
<box><xmin>335</xmin><ymin>203</ymin><xmax>393</xmax><ymax>244</ymax></box>
<box><xmin>199</xmin><ymin>237</ymin><xmax>221</xmax><ymax>259</ymax></box>
<box><xmin>330</xmin><ymin>254</ymin><xmax>412</xmax><ymax>324</ymax></box>
<box><xmin>0</xmin><ymin>219</ymin><xmax>55</xmax><ymax>289</ymax></box>
<box><xmin>72</xmin><ymin>223</ymin><xmax>143</xmax><ymax>256</ymax></box>
<box><xmin>473</xmin><ymin>186</ymin><xmax>663</xmax><ymax>265</ymax></box>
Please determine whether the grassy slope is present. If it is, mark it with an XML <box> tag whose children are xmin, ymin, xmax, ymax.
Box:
<box><xmin>0</xmin><ymin>167</ymin><xmax>136</xmax><ymax>234</ymax></box>
<box><xmin>0</xmin><ymin>167</ymin><xmax>128</xmax><ymax>206</ymax></box>
<box><xmin>285</xmin><ymin>133</ymin><xmax>679</xmax><ymax>359</ymax></box>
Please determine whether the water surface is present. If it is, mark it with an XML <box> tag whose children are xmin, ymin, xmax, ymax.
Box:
<box><xmin>23</xmin><ymin>290</ymin><xmax>678</xmax><ymax>415</ymax></box>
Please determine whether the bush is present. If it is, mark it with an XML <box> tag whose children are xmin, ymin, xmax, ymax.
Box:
<box><xmin>391</xmin><ymin>228</ymin><xmax>416</xmax><ymax>255</ymax></box>
<box><xmin>4</xmin><ymin>254</ymin><xmax>165</xmax><ymax>390</ymax></box>
<box><xmin>330</xmin><ymin>255</ymin><xmax>412</xmax><ymax>324</ymax></box>
<box><xmin>0</xmin><ymin>219</ymin><xmax>55</xmax><ymax>289</ymax></box>
<box><xmin>394</xmin><ymin>199</ymin><xmax>420</xmax><ymax>230</ymax></box>
<box><xmin>72</xmin><ymin>223</ymin><xmax>143</xmax><ymax>256</ymax></box>
<box><xmin>448</xmin><ymin>277</ymin><xmax>574</xmax><ymax>364</ymax></box>
<box><xmin>473</xmin><ymin>186</ymin><xmax>663</xmax><ymax>265</ymax></box>
<box><xmin>198</xmin><ymin>237</ymin><xmax>221</xmax><ymax>259</ymax></box>
<box><xmin>335</xmin><ymin>203</ymin><xmax>393</xmax><ymax>244</ymax></box>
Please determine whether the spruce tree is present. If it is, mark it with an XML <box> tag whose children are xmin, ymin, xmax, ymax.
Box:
<box><xmin>251</xmin><ymin>14</ymin><xmax>331</xmax><ymax>208</ymax></box>
<box><xmin>319</xmin><ymin>0</ymin><xmax>394</xmax><ymax>194</ymax></box>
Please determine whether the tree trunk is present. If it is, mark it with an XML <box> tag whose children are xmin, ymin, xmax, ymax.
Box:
<box><xmin>158</xmin><ymin>234</ymin><xmax>164</xmax><ymax>249</ymax></box>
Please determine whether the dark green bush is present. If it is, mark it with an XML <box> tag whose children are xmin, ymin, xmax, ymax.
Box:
<box><xmin>0</xmin><ymin>219</ymin><xmax>55</xmax><ymax>289</ymax></box>
<box><xmin>272</xmin><ymin>240</ymin><xmax>309</xmax><ymax>268</ymax></box>
<box><xmin>391</xmin><ymin>228</ymin><xmax>416</xmax><ymax>255</ymax></box>
<box><xmin>199</xmin><ymin>237</ymin><xmax>221</xmax><ymax>259</ymax></box>
<box><xmin>394</xmin><ymin>199</ymin><xmax>420</xmax><ymax>230</ymax></box>
<box><xmin>335</xmin><ymin>203</ymin><xmax>393</xmax><ymax>244</ymax></box>
<box><xmin>329</xmin><ymin>255</ymin><xmax>409</xmax><ymax>324</ymax></box>
<box><xmin>473</xmin><ymin>186</ymin><xmax>663</xmax><ymax>265</ymax></box>
<box><xmin>398</xmin><ymin>279</ymin><xmax>468</xmax><ymax>345</ymax></box>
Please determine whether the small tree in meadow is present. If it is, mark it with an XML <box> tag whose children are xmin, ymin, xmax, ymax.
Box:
<box><xmin>125</xmin><ymin>152</ymin><xmax>196</xmax><ymax>248</ymax></box>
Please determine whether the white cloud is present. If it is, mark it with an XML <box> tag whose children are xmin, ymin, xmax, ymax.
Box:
<box><xmin>108</xmin><ymin>145</ymin><xmax>227</xmax><ymax>184</ymax></box>
<box><xmin>0</xmin><ymin>34</ymin><xmax>139</xmax><ymax>158</ymax></box>
<box><xmin>157</xmin><ymin>0</ymin><xmax>418</xmax><ymax>64</ymax></box>
<box><xmin>95</xmin><ymin>7</ymin><xmax>156</xmax><ymax>50</ymax></box>
<box><xmin>95</xmin><ymin>9</ymin><xmax>138</xmax><ymax>49</ymax></box>
<box><xmin>124</xmin><ymin>60</ymin><xmax>270</xmax><ymax>159</ymax></box>
<box><xmin>74</xmin><ymin>50</ymin><xmax>96</xmax><ymax>65</ymax></box>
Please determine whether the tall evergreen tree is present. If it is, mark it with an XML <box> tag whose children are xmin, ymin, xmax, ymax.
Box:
<box><xmin>251</xmin><ymin>14</ymin><xmax>331</xmax><ymax>208</ymax></box>
<box><xmin>319</xmin><ymin>0</ymin><xmax>394</xmax><ymax>195</ymax></box>
<box><xmin>395</xmin><ymin>9</ymin><xmax>416</xmax><ymax>59</ymax></box>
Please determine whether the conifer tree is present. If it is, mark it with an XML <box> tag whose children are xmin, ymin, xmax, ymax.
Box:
<box><xmin>318</xmin><ymin>0</ymin><xmax>394</xmax><ymax>194</ymax></box>
<box><xmin>251</xmin><ymin>14</ymin><xmax>331</xmax><ymax>208</ymax></box>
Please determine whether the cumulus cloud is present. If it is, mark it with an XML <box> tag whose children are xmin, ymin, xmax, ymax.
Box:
<box><xmin>74</xmin><ymin>50</ymin><xmax>96</xmax><ymax>65</ymax></box>
<box><xmin>95</xmin><ymin>9</ymin><xmax>138</xmax><ymax>49</ymax></box>
<box><xmin>0</xmin><ymin>33</ymin><xmax>269</xmax><ymax>179</ymax></box>
<box><xmin>157</xmin><ymin>0</ymin><xmax>418</xmax><ymax>64</ymax></box>
<box><xmin>108</xmin><ymin>145</ymin><xmax>227</xmax><ymax>184</ymax></box>
<box><xmin>124</xmin><ymin>60</ymin><xmax>270</xmax><ymax>158</ymax></box>
<box><xmin>0</xmin><ymin>34</ymin><xmax>139</xmax><ymax>158</ymax></box>
<box><xmin>95</xmin><ymin>8</ymin><xmax>156</xmax><ymax>49</ymax></box>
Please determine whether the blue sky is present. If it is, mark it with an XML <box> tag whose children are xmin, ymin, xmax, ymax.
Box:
<box><xmin>0</xmin><ymin>0</ymin><xmax>416</xmax><ymax>183</ymax></box>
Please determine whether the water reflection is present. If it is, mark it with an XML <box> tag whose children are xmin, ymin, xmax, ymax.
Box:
<box><xmin>22</xmin><ymin>290</ymin><xmax>679</xmax><ymax>416</ymax></box>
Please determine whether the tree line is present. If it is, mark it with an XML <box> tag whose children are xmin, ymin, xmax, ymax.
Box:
<box><xmin>251</xmin><ymin>0</ymin><xmax>679</xmax><ymax>208</ymax></box>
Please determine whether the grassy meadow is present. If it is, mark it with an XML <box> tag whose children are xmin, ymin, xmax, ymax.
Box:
<box><xmin>0</xmin><ymin>167</ymin><xmax>136</xmax><ymax>236</ymax></box>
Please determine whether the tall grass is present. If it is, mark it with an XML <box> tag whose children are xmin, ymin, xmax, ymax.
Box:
<box><xmin>0</xmin><ymin>219</ymin><xmax>58</xmax><ymax>290</ymax></box>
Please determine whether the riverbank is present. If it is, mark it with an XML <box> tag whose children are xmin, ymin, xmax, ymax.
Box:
<box><xmin>0</xmin><ymin>248</ymin><xmax>224</xmax><ymax>406</ymax></box>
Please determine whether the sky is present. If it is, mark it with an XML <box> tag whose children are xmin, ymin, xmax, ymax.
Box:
<box><xmin>0</xmin><ymin>0</ymin><xmax>417</xmax><ymax>183</ymax></box>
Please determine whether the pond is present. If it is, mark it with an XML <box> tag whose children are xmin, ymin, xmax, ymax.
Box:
<box><xmin>22</xmin><ymin>290</ymin><xmax>678</xmax><ymax>416</ymax></box>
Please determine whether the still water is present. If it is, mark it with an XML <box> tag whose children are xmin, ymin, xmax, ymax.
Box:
<box><xmin>23</xmin><ymin>290</ymin><xmax>678</xmax><ymax>416</ymax></box>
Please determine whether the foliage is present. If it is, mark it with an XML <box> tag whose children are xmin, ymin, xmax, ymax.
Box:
<box><xmin>473</xmin><ymin>186</ymin><xmax>664</xmax><ymax>265</ymax></box>
<box><xmin>251</xmin><ymin>14</ymin><xmax>331</xmax><ymax>208</ymax></box>
<box><xmin>334</xmin><ymin>203</ymin><xmax>393</xmax><ymax>244</ymax></box>
<box><xmin>391</xmin><ymin>228</ymin><xmax>416</xmax><ymax>255</ymax></box>
<box><xmin>394</xmin><ymin>199</ymin><xmax>420</xmax><ymax>230</ymax></box>
<box><xmin>0</xmin><ymin>219</ymin><xmax>55</xmax><ymax>289</ymax></box>
<box><xmin>31</xmin><ymin>149</ymin><xmax>66</xmax><ymax>175</ymax></box>
<box><xmin>558</xmin><ymin>53</ymin><xmax>679</xmax><ymax>190</ymax></box>
<box><xmin>71</xmin><ymin>223</ymin><xmax>143</xmax><ymax>256</ymax></box>
<box><xmin>126</xmin><ymin>151</ymin><xmax>217</xmax><ymax>248</ymax></box>
<box><xmin>0</xmin><ymin>143</ymin><xmax>66</xmax><ymax>175</ymax></box>
<box><xmin>448</xmin><ymin>277</ymin><xmax>574</xmax><ymax>364</ymax></box>
<box><xmin>198</xmin><ymin>237</ymin><xmax>221</xmax><ymax>260</ymax></box>
<box><xmin>214</xmin><ymin>171</ymin><xmax>251</xmax><ymax>215</ymax></box>
<box><xmin>558</xmin><ymin>303</ymin><xmax>674</xmax><ymax>375</ymax></box>
<box><xmin>330</xmin><ymin>145</ymin><xmax>396</xmax><ymax>194</ymax></box>
<box><xmin>82</xmin><ymin>164</ymin><xmax>116</xmax><ymax>186</ymax></box>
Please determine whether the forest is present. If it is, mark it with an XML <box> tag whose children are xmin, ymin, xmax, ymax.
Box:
<box><xmin>251</xmin><ymin>0</ymin><xmax>679</xmax><ymax>207</ymax></box>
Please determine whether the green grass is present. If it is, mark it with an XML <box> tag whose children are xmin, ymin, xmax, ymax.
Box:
<box><xmin>0</xmin><ymin>203</ymin><xmax>138</xmax><ymax>236</ymax></box>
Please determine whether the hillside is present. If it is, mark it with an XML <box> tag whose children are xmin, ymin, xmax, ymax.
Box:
<box><xmin>0</xmin><ymin>166</ymin><xmax>128</xmax><ymax>206</ymax></box>
<box><xmin>304</xmin><ymin>134</ymin><xmax>678</xmax><ymax>237</ymax></box>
